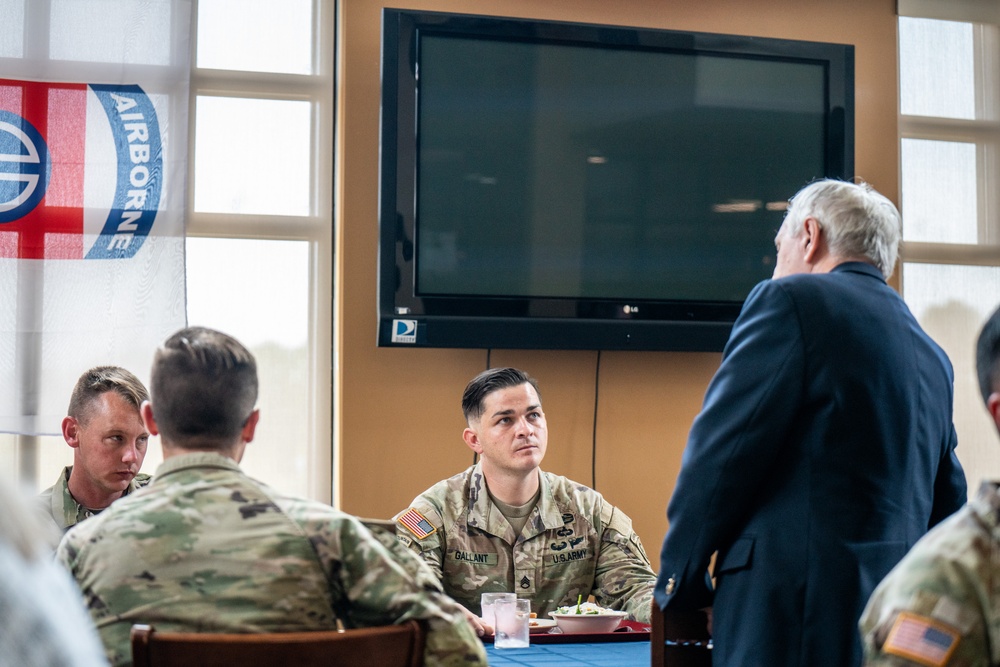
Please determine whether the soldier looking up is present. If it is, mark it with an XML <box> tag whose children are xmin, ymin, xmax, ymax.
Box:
<box><xmin>395</xmin><ymin>367</ymin><xmax>655</xmax><ymax>635</ymax></box>
<box><xmin>57</xmin><ymin>327</ymin><xmax>486</xmax><ymax>667</ymax></box>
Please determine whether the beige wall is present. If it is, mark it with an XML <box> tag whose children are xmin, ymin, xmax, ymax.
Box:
<box><xmin>335</xmin><ymin>0</ymin><xmax>899</xmax><ymax>560</ymax></box>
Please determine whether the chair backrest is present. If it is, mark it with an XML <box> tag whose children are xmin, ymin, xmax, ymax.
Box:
<box><xmin>131</xmin><ymin>621</ymin><xmax>425</xmax><ymax>667</ymax></box>
<box><xmin>650</xmin><ymin>601</ymin><xmax>712</xmax><ymax>667</ymax></box>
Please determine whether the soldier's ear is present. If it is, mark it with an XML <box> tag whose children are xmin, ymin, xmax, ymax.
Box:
<box><xmin>62</xmin><ymin>416</ymin><xmax>81</xmax><ymax>449</ymax></box>
<box><xmin>140</xmin><ymin>401</ymin><xmax>160</xmax><ymax>436</ymax></box>
<box><xmin>463</xmin><ymin>427</ymin><xmax>483</xmax><ymax>455</ymax></box>
<box><xmin>241</xmin><ymin>409</ymin><xmax>260</xmax><ymax>444</ymax></box>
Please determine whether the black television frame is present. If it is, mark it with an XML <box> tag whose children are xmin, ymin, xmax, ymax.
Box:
<box><xmin>377</xmin><ymin>9</ymin><xmax>854</xmax><ymax>352</ymax></box>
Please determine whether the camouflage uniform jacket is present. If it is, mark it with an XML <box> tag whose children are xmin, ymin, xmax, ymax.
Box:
<box><xmin>395</xmin><ymin>463</ymin><xmax>655</xmax><ymax>622</ymax></box>
<box><xmin>859</xmin><ymin>480</ymin><xmax>1000</xmax><ymax>667</ymax></box>
<box><xmin>37</xmin><ymin>465</ymin><xmax>151</xmax><ymax>533</ymax></box>
<box><xmin>57</xmin><ymin>452</ymin><xmax>486</xmax><ymax>667</ymax></box>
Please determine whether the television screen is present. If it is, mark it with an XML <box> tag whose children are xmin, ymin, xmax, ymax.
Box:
<box><xmin>378</xmin><ymin>10</ymin><xmax>854</xmax><ymax>351</ymax></box>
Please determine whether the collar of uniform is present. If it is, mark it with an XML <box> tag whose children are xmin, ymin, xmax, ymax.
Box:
<box><xmin>56</xmin><ymin>466</ymin><xmax>103</xmax><ymax>525</ymax></box>
<box><xmin>52</xmin><ymin>465</ymin><xmax>78</xmax><ymax>529</ymax></box>
<box><xmin>55</xmin><ymin>465</ymin><xmax>147</xmax><ymax>529</ymax></box>
<box><xmin>534</xmin><ymin>472</ymin><xmax>567</xmax><ymax>532</ymax></box>
<box><xmin>970</xmin><ymin>480</ymin><xmax>1000</xmax><ymax>539</ymax></box>
<box><xmin>153</xmin><ymin>451</ymin><xmax>241</xmax><ymax>480</ymax></box>
<box><xmin>466</xmin><ymin>463</ymin><xmax>565</xmax><ymax>538</ymax></box>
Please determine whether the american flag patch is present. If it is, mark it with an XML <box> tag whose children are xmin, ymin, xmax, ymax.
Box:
<box><xmin>397</xmin><ymin>507</ymin><xmax>436</xmax><ymax>539</ymax></box>
<box><xmin>883</xmin><ymin>611</ymin><xmax>959</xmax><ymax>667</ymax></box>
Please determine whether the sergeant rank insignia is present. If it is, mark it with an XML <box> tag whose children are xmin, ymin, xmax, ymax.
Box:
<box><xmin>397</xmin><ymin>507</ymin><xmax>437</xmax><ymax>539</ymax></box>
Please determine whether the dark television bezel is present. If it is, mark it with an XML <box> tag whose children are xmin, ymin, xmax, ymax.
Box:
<box><xmin>377</xmin><ymin>9</ymin><xmax>854</xmax><ymax>352</ymax></box>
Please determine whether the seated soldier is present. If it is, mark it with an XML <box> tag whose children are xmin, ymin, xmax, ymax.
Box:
<box><xmin>57</xmin><ymin>327</ymin><xmax>486</xmax><ymax>667</ymax></box>
<box><xmin>395</xmin><ymin>367</ymin><xmax>655</xmax><ymax>634</ymax></box>
<box><xmin>38</xmin><ymin>366</ymin><xmax>151</xmax><ymax>535</ymax></box>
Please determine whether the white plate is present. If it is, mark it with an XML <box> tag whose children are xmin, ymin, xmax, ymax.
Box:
<box><xmin>528</xmin><ymin>619</ymin><xmax>557</xmax><ymax>633</ymax></box>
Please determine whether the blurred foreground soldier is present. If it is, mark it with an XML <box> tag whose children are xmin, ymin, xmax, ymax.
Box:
<box><xmin>656</xmin><ymin>179</ymin><xmax>967</xmax><ymax>667</ymax></box>
<box><xmin>58</xmin><ymin>327</ymin><xmax>486</xmax><ymax>667</ymax></box>
<box><xmin>395</xmin><ymin>367</ymin><xmax>655</xmax><ymax>632</ymax></box>
<box><xmin>38</xmin><ymin>366</ymin><xmax>151</xmax><ymax>536</ymax></box>
<box><xmin>0</xmin><ymin>476</ymin><xmax>107</xmax><ymax>667</ymax></box>
<box><xmin>860</xmin><ymin>303</ymin><xmax>1000</xmax><ymax>666</ymax></box>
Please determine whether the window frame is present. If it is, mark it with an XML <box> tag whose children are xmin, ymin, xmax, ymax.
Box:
<box><xmin>185</xmin><ymin>0</ymin><xmax>335</xmax><ymax>503</ymax></box>
<box><xmin>898</xmin><ymin>8</ymin><xmax>1000</xmax><ymax>267</ymax></box>
<box><xmin>897</xmin><ymin>5</ymin><xmax>1000</xmax><ymax>493</ymax></box>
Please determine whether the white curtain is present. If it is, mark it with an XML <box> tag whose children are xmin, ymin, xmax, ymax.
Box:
<box><xmin>0</xmin><ymin>0</ymin><xmax>190</xmax><ymax>435</ymax></box>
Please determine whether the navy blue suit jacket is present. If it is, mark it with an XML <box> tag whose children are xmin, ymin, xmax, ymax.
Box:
<box><xmin>655</xmin><ymin>262</ymin><xmax>967</xmax><ymax>667</ymax></box>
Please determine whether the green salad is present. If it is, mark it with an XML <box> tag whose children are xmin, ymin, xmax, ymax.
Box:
<box><xmin>553</xmin><ymin>601</ymin><xmax>614</xmax><ymax>615</ymax></box>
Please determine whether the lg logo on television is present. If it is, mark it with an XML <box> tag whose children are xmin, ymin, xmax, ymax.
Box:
<box><xmin>392</xmin><ymin>319</ymin><xmax>418</xmax><ymax>344</ymax></box>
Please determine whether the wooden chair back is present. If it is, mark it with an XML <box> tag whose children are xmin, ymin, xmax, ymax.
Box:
<box><xmin>131</xmin><ymin>621</ymin><xmax>425</xmax><ymax>667</ymax></box>
<box><xmin>650</xmin><ymin>602</ymin><xmax>712</xmax><ymax>667</ymax></box>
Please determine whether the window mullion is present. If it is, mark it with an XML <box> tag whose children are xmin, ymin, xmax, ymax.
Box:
<box><xmin>186</xmin><ymin>211</ymin><xmax>326</xmax><ymax>240</ymax></box>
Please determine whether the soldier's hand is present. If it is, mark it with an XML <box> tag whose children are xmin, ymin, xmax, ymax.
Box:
<box><xmin>460</xmin><ymin>606</ymin><xmax>491</xmax><ymax>637</ymax></box>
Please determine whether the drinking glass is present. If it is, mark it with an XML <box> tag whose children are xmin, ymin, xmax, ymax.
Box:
<box><xmin>494</xmin><ymin>598</ymin><xmax>531</xmax><ymax>649</ymax></box>
<box><xmin>480</xmin><ymin>592</ymin><xmax>515</xmax><ymax>631</ymax></box>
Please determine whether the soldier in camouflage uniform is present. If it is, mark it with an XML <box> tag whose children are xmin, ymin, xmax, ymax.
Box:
<box><xmin>38</xmin><ymin>366</ymin><xmax>152</xmax><ymax>537</ymax></box>
<box><xmin>395</xmin><ymin>367</ymin><xmax>655</xmax><ymax>627</ymax></box>
<box><xmin>38</xmin><ymin>467</ymin><xmax>151</xmax><ymax>535</ymax></box>
<box><xmin>859</xmin><ymin>304</ymin><xmax>1000</xmax><ymax>667</ymax></box>
<box><xmin>57</xmin><ymin>327</ymin><xmax>486</xmax><ymax>667</ymax></box>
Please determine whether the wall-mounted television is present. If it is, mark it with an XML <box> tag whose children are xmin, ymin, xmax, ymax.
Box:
<box><xmin>377</xmin><ymin>9</ymin><xmax>854</xmax><ymax>351</ymax></box>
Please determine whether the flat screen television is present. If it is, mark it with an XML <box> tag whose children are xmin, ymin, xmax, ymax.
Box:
<box><xmin>377</xmin><ymin>9</ymin><xmax>854</xmax><ymax>351</ymax></box>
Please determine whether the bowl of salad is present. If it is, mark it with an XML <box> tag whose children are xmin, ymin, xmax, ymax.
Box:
<box><xmin>548</xmin><ymin>600</ymin><xmax>628</xmax><ymax>634</ymax></box>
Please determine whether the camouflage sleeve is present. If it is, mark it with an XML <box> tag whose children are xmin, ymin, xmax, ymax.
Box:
<box><xmin>54</xmin><ymin>526</ymin><xmax>83</xmax><ymax>572</ymax></box>
<box><xmin>393</xmin><ymin>503</ymin><xmax>445</xmax><ymax>582</ymax></box>
<box><xmin>860</xmin><ymin>556</ymin><xmax>989</xmax><ymax>666</ymax></box>
<box><xmin>297</xmin><ymin>509</ymin><xmax>486</xmax><ymax>667</ymax></box>
<box><xmin>361</xmin><ymin>520</ymin><xmax>445</xmax><ymax>595</ymax></box>
<box><xmin>592</xmin><ymin>501</ymin><xmax>656</xmax><ymax>624</ymax></box>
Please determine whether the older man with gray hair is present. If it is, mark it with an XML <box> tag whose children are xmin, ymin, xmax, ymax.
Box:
<box><xmin>656</xmin><ymin>179</ymin><xmax>967</xmax><ymax>667</ymax></box>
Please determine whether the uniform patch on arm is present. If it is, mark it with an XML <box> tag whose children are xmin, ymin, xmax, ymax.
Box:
<box><xmin>882</xmin><ymin>611</ymin><xmax>960</xmax><ymax>667</ymax></box>
<box><xmin>397</xmin><ymin>507</ymin><xmax>437</xmax><ymax>539</ymax></box>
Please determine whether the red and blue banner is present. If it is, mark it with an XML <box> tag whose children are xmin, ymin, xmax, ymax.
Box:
<box><xmin>0</xmin><ymin>0</ymin><xmax>191</xmax><ymax>437</ymax></box>
<box><xmin>0</xmin><ymin>79</ymin><xmax>163</xmax><ymax>260</ymax></box>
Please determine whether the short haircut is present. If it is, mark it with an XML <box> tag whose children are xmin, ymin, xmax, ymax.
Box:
<box><xmin>976</xmin><ymin>304</ymin><xmax>1000</xmax><ymax>405</ymax></box>
<box><xmin>462</xmin><ymin>367</ymin><xmax>540</xmax><ymax>423</ymax></box>
<box><xmin>781</xmin><ymin>179</ymin><xmax>901</xmax><ymax>279</ymax></box>
<box><xmin>67</xmin><ymin>366</ymin><xmax>148</xmax><ymax>424</ymax></box>
<box><xmin>150</xmin><ymin>327</ymin><xmax>258</xmax><ymax>448</ymax></box>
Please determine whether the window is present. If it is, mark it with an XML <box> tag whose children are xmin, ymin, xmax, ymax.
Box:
<box><xmin>898</xmin><ymin>5</ymin><xmax>1000</xmax><ymax>489</ymax></box>
<box><xmin>0</xmin><ymin>0</ymin><xmax>334</xmax><ymax>503</ymax></box>
<box><xmin>183</xmin><ymin>0</ymin><xmax>333</xmax><ymax>499</ymax></box>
